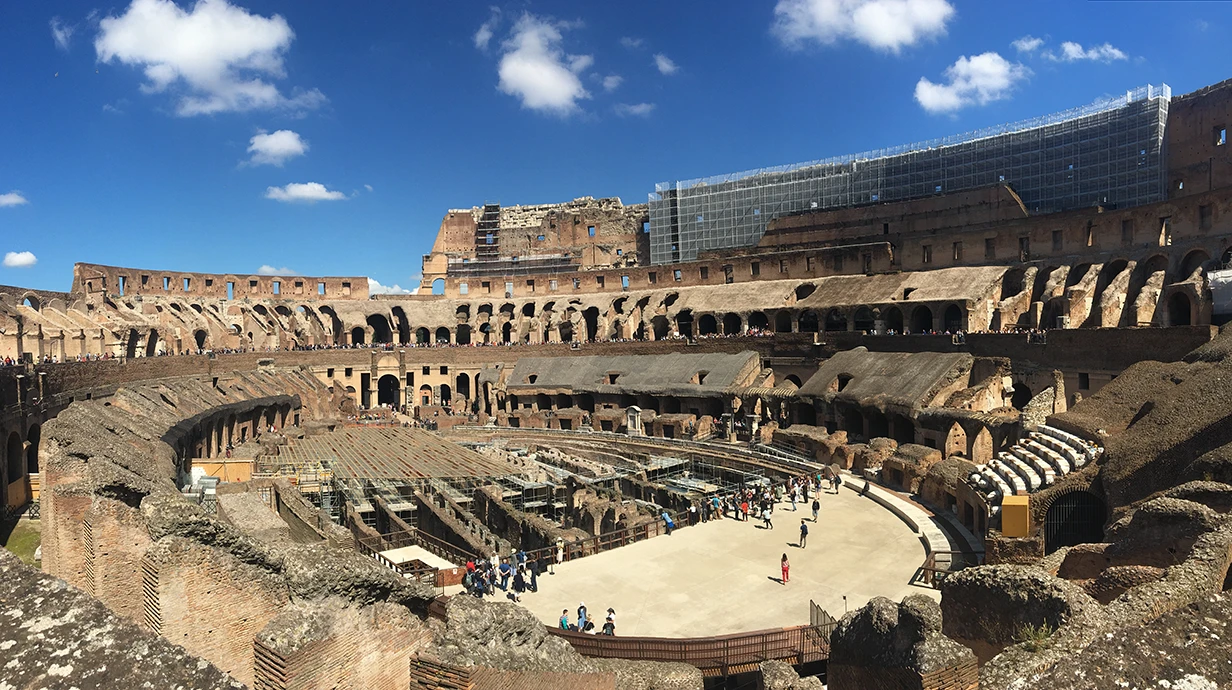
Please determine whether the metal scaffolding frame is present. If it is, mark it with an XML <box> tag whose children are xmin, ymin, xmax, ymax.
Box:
<box><xmin>648</xmin><ymin>84</ymin><xmax>1171</xmax><ymax>264</ymax></box>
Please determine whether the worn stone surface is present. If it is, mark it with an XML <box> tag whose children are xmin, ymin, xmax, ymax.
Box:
<box><xmin>830</xmin><ymin>594</ymin><xmax>973</xmax><ymax>674</ymax></box>
<box><xmin>759</xmin><ymin>659</ymin><xmax>823</xmax><ymax>690</ymax></box>
<box><xmin>0</xmin><ymin>547</ymin><xmax>244</xmax><ymax>689</ymax></box>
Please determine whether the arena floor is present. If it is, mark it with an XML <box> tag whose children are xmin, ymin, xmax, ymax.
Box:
<box><xmin>458</xmin><ymin>487</ymin><xmax>936</xmax><ymax>637</ymax></box>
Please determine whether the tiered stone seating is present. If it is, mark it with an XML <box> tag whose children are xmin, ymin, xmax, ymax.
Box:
<box><xmin>966</xmin><ymin>424</ymin><xmax>1103</xmax><ymax>511</ymax></box>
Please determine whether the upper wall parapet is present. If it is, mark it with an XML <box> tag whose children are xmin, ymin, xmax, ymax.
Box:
<box><xmin>72</xmin><ymin>263</ymin><xmax>370</xmax><ymax>301</ymax></box>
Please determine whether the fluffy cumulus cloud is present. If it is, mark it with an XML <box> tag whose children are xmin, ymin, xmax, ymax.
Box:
<box><xmin>0</xmin><ymin>192</ymin><xmax>29</xmax><ymax>207</ymax></box>
<box><xmin>51</xmin><ymin>17</ymin><xmax>75</xmax><ymax>51</ymax></box>
<box><xmin>1011</xmin><ymin>35</ymin><xmax>1043</xmax><ymax>53</ymax></box>
<box><xmin>495</xmin><ymin>13</ymin><xmax>592</xmax><ymax>116</ymax></box>
<box><xmin>615</xmin><ymin>103</ymin><xmax>655</xmax><ymax>117</ymax></box>
<box><xmin>264</xmin><ymin>182</ymin><xmax>346</xmax><ymax>203</ymax></box>
<box><xmin>246</xmin><ymin>129</ymin><xmax>308</xmax><ymax>166</ymax></box>
<box><xmin>256</xmin><ymin>265</ymin><xmax>296</xmax><ymax>276</ymax></box>
<box><xmin>94</xmin><ymin>0</ymin><xmax>326</xmax><ymax>116</ymax></box>
<box><xmin>653</xmin><ymin>53</ymin><xmax>678</xmax><ymax>75</ymax></box>
<box><xmin>620</xmin><ymin>36</ymin><xmax>643</xmax><ymax>50</ymax></box>
<box><xmin>772</xmin><ymin>0</ymin><xmax>955</xmax><ymax>52</ymax></box>
<box><xmin>602</xmin><ymin>74</ymin><xmax>623</xmax><ymax>92</ymax></box>
<box><xmin>368</xmin><ymin>278</ymin><xmax>415</xmax><ymax>295</ymax></box>
<box><xmin>914</xmin><ymin>52</ymin><xmax>1029</xmax><ymax>114</ymax></box>
<box><xmin>1046</xmin><ymin>41</ymin><xmax>1127</xmax><ymax>63</ymax></box>
<box><xmin>3</xmin><ymin>252</ymin><xmax>38</xmax><ymax>268</ymax></box>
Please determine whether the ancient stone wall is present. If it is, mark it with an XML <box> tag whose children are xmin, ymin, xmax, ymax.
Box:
<box><xmin>73</xmin><ymin>262</ymin><xmax>368</xmax><ymax>300</ymax></box>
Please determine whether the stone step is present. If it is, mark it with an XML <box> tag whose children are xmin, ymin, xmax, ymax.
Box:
<box><xmin>1010</xmin><ymin>446</ymin><xmax>1056</xmax><ymax>486</ymax></box>
<box><xmin>988</xmin><ymin>458</ymin><xmax>1026</xmax><ymax>495</ymax></box>
<box><xmin>1022</xmin><ymin>439</ymin><xmax>1070</xmax><ymax>476</ymax></box>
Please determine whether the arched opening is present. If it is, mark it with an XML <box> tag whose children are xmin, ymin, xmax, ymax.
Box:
<box><xmin>522</xmin><ymin>303</ymin><xmax>535</xmax><ymax>318</ymax></box>
<box><xmin>456</xmin><ymin>373</ymin><xmax>471</xmax><ymax>401</ymax></box>
<box><xmin>377</xmin><ymin>374</ymin><xmax>400</xmax><ymax>407</ymax></box>
<box><xmin>21</xmin><ymin>296</ymin><xmax>40</xmax><ymax>311</ymax></box>
<box><xmin>748</xmin><ymin>311</ymin><xmax>769</xmax><ymax>332</ymax></box>
<box><xmin>775</xmin><ymin>311</ymin><xmax>794</xmax><ymax>333</ymax></box>
<box><xmin>435</xmin><ymin>327</ymin><xmax>451</xmax><ymax>344</ymax></box>
<box><xmin>698</xmin><ymin>314</ymin><xmax>718</xmax><ymax>336</ymax></box>
<box><xmin>1044</xmin><ymin>490</ymin><xmax>1106</xmax><ymax>554</ymax></box>
<box><xmin>456</xmin><ymin>324</ymin><xmax>472</xmax><ymax>345</ymax></box>
<box><xmin>1168</xmin><ymin>292</ymin><xmax>1193</xmax><ymax>326</ymax></box>
<box><xmin>970</xmin><ymin>427</ymin><xmax>993</xmax><ymax>464</ymax></box>
<box><xmin>999</xmin><ymin>268</ymin><xmax>1027</xmax><ymax>301</ymax></box>
<box><xmin>415</xmin><ymin>327</ymin><xmax>430</xmax><ymax>344</ymax></box>
<box><xmin>126</xmin><ymin>329</ymin><xmax>140</xmax><ymax>359</ymax></box>
<box><xmin>866</xmin><ymin>409</ymin><xmax>889</xmax><ymax>438</ymax></box>
<box><xmin>431</xmin><ymin>278</ymin><xmax>445</xmax><ymax>295</ymax></box>
<box><xmin>6</xmin><ymin>431</ymin><xmax>22</xmax><ymax>486</ymax></box>
<box><xmin>535</xmin><ymin>393</ymin><xmax>552</xmax><ymax>411</ymax></box>
<box><xmin>1011</xmin><ymin>383</ymin><xmax>1033</xmax><ymax>411</ymax></box>
<box><xmin>723</xmin><ymin>313</ymin><xmax>742</xmax><ymax>335</ymax></box>
<box><xmin>194</xmin><ymin>330</ymin><xmax>207</xmax><ymax>350</ymax></box>
<box><xmin>392</xmin><ymin>306</ymin><xmax>411</xmax><ymax>344</ymax></box>
<box><xmin>884</xmin><ymin>307</ymin><xmax>904</xmax><ymax>334</ymax></box>
<box><xmin>501</xmin><ymin>322</ymin><xmax>513</xmax><ymax>343</ymax></box>
<box><xmin>1181</xmin><ymin>249</ymin><xmax>1211</xmax><ymax>280</ymax></box>
<box><xmin>824</xmin><ymin>309</ymin><xmax>846</xmax><ymax>332</ymax></box>
<box><xmin>146</xmin><ymin>329</ymin><xmax>160</xmax><ymax>356</ymax></box>
<box><xmin>25</xmin><ymin>424</ymin><xmax>40</xmax><ymax>475</ymax></box>
<box><xmin>910</xmin><ymin>306</ymin><xmax>933</xmax><ymax>334</ymax></box>
<box><xmin>795</xmin><ymin>283</ymin><xmax>817</xmax><ymax>301</ymax></box>
<box><xmin>351</xmin><ymin>327</ymin><xmax>366</xmax><ymax>345</ymax></box>
<box><xmin>367</xmin><ymin>314</ymin><xmax>393</xmax><ymax>344</ymax></box>
<box><xmin>853</xmin><ymin>307</ymin><xmax>875</xmax><ymax>333</ymax></box>
<box><xmin>651</xmin><ymin>315</ymin><xmax>670</xmax><ymax>340</ymax></box>
<box><xmin>583</xmin><ymin>307</ymin><xmax>600</xmax><ymax>342</ymax></box>
<box><xmin>943</xmin><ymin>304</ymin><xmax>964</xmax><ymax>332</ymax></box>
<box><xmin>1065</xmin><ymin>263</ymin><xmax>1093</xmax><ymax>289</ymax></box>
<box><xmin>559</xmin><ymin>321</ymin><xmax>574</xmax><ymax>342</ymax></box>
<box><xmin>798</xmin><ymin>310</ymin><xmax>819</xmax><ymax>333</ymax></box>
<box><xmin>784</xmin><ymin>374</ymin><xmax>803</xmax><ymax>388</ymax></box>
<box><xmin>944</xmin><ymin>422</ymin><xmax>967</xmax><ymax>458</ymax></box>
<box><xmin>676</xmin><ymin>310</ymin><xmax>694</xmax><ymax>338</ymax></box>
<box><xmin>419</xmin><ymin>384</ymin><xmax>432</xmax><ymax>407</ymax></box>
<box><xmin>440</xmin><ymin>384</ymin><xmax>452</xmax><ymax>408</ymax></box>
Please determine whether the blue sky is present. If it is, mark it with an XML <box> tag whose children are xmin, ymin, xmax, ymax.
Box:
<box><xmin>1</xmin><ymin>0</ymin><xmax>1229</xmax><ymax>293</ymax></box>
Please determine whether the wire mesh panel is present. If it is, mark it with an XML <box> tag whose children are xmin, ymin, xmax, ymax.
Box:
<box><xmin>649</xmin><ymin>84</ymin><xmax>1171</xmax><ymax>264</ymax></box>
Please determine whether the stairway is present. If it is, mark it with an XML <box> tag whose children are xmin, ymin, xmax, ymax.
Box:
<box><xmin>967</xmin><ymin>425</ymin><xmax>1101</xmax><ymax>514</ymax></box>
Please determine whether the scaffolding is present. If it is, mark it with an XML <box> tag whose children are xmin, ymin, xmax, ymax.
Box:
<box><xmin>648</xmin><ymin>84</ymin><xmax>1171</xmax><ymax>264</ymax></box>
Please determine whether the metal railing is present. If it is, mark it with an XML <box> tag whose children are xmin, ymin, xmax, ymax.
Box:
<box><xmin>912</xmin><ymin>550</ymin><xmax>981</xmax><ymax>589</ymax></box>
<box><xmin>356</xmin><ymin>526</ymin><xmax>480</xmax><ymax>568</ymax></box>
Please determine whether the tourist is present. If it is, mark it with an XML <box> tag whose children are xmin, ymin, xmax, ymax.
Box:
<box><xmin>740</xmin><ymin>499</ymin><xmax>749</xmax><ymax>522</ymax></box>
<box><xmin>662</xmin><ymin>511</ymin><xmax>675</xmax><ymax>535</ymax></box>
<box><xmin>689</xmin><ymin>502</ymin><xmax>697</xmax><ymax>525</ymax></box>
<box><xmin>601</xmin><ymin>618</ymin><xmax>616</xmax><ymax>636</ymax></box>
<box><xmin>499</xmin><ymin>560</ymin><xmax>512</xmax><ymax>590</ymax></box>
<box><xmin>812</xmin><ymin>497</ymin><xmax>820</xmax><ymax>522</ymax></box>
<box><xmin>833</xmin><ymin>473</ymin><xmax>843</xmax><ymax>494</ymax></box>
<box><xmin>554</xmin><ymin>537</ymin><xmax>564</xmax><ymax>574</ymax></box>
<box><xmin>560</xmin><ymin>609</ymin><xmax>570</xmax><ymax>630</ymax></box>
<box><xmin>781</xmin><ymin>553</ymin><xmax>790</xmax><ymax>584</ymax></box>
<box><xmin>577</xmin><ymin>602</ymin><xmax>588</xmax><ymax>631</ymax></box>
<box><xmin>763</xmin><ymin>506</ymin><xmax>774</xmax><ymax>530</ymax></box>
<box><xmin>799</xmin><ymin>519</ymin><xmax>808</xmax><ymax>548</ymax></box>
<box><xmin>528</xmin><ymin>556</ymin><xmax>539</xmax><ymax>592</ymax></box>
<box><xmin>512</xmin><ymin>567</ymin><xmax>526</xmax><ymax>601</ymax></box>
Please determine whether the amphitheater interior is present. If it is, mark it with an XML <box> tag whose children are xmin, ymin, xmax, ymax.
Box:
<box><xmin>7</xmin><ymin>79</ymin><xmax>1232</xmax><ymax>690</ymax></box>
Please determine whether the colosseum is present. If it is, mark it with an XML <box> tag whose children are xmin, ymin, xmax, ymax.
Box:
<box><xmin>6</xmin><ymin>77</ymin><xmax>1232</xmax><ymax>690</ymax></box>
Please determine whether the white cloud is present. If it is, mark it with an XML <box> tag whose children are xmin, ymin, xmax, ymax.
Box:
<box><xmin>1011</xmin><ymin>35</ymin><xmax>1043</xmax><ymax>53</ymax></box>
<box><xmin>615</xmin><ymin>103</ymin><xmax>655</xmax><ymax>117</ymax></box>
<box><xmin>364</xmin><ymin>184</ymin><xmax>374</xmax><ymax>192</ymax></box>
<box><xmin>914</xmin><ymin>52</ymin><xmax>1029</xmax><ymax>114</ymax></box>
<box><xmin>496</xmin><ymin>13</ymin><xmax>592</xmax><ymax>116</ymax></box>
<box><xmin>264</xmin><ymin>182</ymin><xmax>346</xmax><ymax>203</ymax></box>
<box><xmin>474</xmin><ymin>8</ymin><xmax>500</xmax><ymax>50</ymax></box>
<box><xmin>653</xmin><ymin>54</ymin><xmax>678</xmax><ymax>75</ymax></box>
<box><xmin>1045</xmin><ymin>41</ymin><xmax>1127</xmax><ymax>63</ymax></box>
<box><xmin>368</xmin><ymin>278</ymin><xmax>414</xmax><ymax>295</ymax></box>
<box><xmin>0</xmin><ymin>192</ymin><xmax>29</xmax><ymax>207</ymax></box>
<box><xmin>772</xmin><ymin>0</ymin><xmax>955</xmax><ymax>52</ymax></box>
<box><xmin>601</xmin><ymin>75</ymin><xmax>623</xmax><ymax>92</ymax></box>
<box><xmin>256</xmin><ymin>265</ymin><xmax>297</xmax><ymax>276</ymax></box>
<box><xmin>620</xmin><ymin>36</ymin><xmax>644</xmax><ymax>50</ymax></box>
<box><xmin>246</xmin><ymin>129</ymin><xmax>307</xmax><ymax>166</ymax></box>
<box><xmin>51</xmin><ymin>17</ymin><xmax>75</xmax><ymax>51</ymax></box>
<box><xmin>94</xmin><ymin>0</ymin><xmax>326</xmax><ymax>116</ymax></box>
<box><xmin>3</xmin><ymin>252</ymin><xmax>38</xmax><ymax>268</ymax></box>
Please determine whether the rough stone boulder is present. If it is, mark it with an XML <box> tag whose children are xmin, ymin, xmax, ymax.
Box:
<box><xmin>1083</xmin><ymin>564</ymin><xmax>1167</xmax><ymax>604</ymax></box>
<box><xmin>828</xmin><ymin>594</ymin><xmax>974</xmax><ymax>689</ymax></box>
<box><xmin>759</xmin><ymin>659</ymin><xmax>823</xmax><ymax>690</ymax></box>
<box><xmin>1103</xmin><ymin>497</ymin><xmax>1227</xmax><ymax>567</ymax></box>
<box><xmin>852</xmin><ymin>437</ymin><xmax>898</xmax><ymax>471</ymax></box>
<box><xmin>0</xmin><ymin>548</ymin><xmax>243</xmax><ymax>689</ymax></box>
<box><xmin>940</xmin><ymin>564</ymin><xmax>1102</xmax><ymax>662</ymax></box>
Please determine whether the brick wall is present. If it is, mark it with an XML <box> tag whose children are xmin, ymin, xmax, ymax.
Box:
<box><xmin>409</xmin><ymin>654</ymin><xmax>472</xmax><ymax>690</ymax></box>
<box><xmin>83</xmin><ymin>496</ymin><xmax>152</xmax><ymax>624</ymax></box>
<box><xmin>470</xmin><ymin>667</ymin><xmax>615</xmax><ymax>690</ymax></box>
<box><xmin>827</xmin><ymin>658</ymin><xmax>978</xmax><ymax>690</ymax></box>
<box><xmin>144</xmin><ymin>538</ymin><xmax>290</xmax><ymax>686</ymax></box>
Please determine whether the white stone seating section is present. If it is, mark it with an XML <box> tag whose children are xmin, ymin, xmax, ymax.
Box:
<box><xmin>1021</xmin><ymin>439</ymin><xmax>1070</xmax><ymax>475</ymax></box>
<box><xmin>1009</xmin><ymin>446</ymin><xmax>1056</xmax><ymax>486</ymax></box>
<box><xmin>999</xmin><ymin>452</ymin><xmax>1042</xmax><ymax>491</ymax></box>
<box><xmin>988</xmin><ymin>457</ymin><xmax>1027</xmax><ymax>495</ymax></box>
<box><xmin>1037</xmin><ymin>426</ymin><xmax>1101</xmax><ymax>466</ymax></box>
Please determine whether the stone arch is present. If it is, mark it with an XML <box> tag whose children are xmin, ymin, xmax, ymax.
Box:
<box><xmin>798</xmin><ymin>310</ymin><xmax>819</xmax><ymax>333</ymax></box>
<box><xmin>697</xmin><ymin>313</ymin><xmax>718</xmax><ymax>336</ymax></box>
<box><xmin>20</xmin><ymin>294</ymin><xmax>40</xmax><ymax>311</ymax></box>
<box><xmin>722</xmin><ymin>313</ymin><xmax>742</xmax><ymax>335</ymax></box>
<box><xmin>910</xmin><ymin>306</ymin><xmax>933</xmax><ymax>334</ymax></box>
<box><xmin>146</xmin><ymin>329</ymin><xmax>160</xmax><ymax>357</ymax></box>
<box><xmin>456</xmin><ymin>373</ymin><xmax>471</xmax><ymax>401</ymax></box>
<box><xmin>418</xmin><ymin>384</ymin><xmax>432</xmax><ymax>407</ymax></box>
<box><xmin>651</xmin><ymin>315</ymin><xmax>670</xmax><ymax>340</ymax></box>
<box><xmin>5</xmin><ymin>431</ymin><xmax>22</xmax><ymax>487</ymax></box>
<box><xmin>999</xmin><ymin>268</ymin><xmax>1028</xmax><ymax>301</ymax></box>
<box><xmin>391</xmin><ymin>306</ymin><xmax>411</xmax><ymax>344</ymax></box>
<box><xmin>1065</xmin><ymin>263</ymin><xmax>1093</xmax><ymax>289</ymax></box>
<box><xmin>853</xmin><ymin>307</ymin><xmax>876</xmax><ymax>333</ymax></box>
<box><xmin>944</xmin><ymin>422</ymin><xmax>967</xmax><ymax>458</ymax></box>
<box><xmin>435</xmin><ymin>327</ymin><xmax>451</xmax><ymax>344</ymax></box>
<box><xmin>351</xmin><ymin>327</ymin><xmax>366</xmax><ymax>345</ymax></box>
<box><xmin>367</xmin><ymin>314</ymin><xmax>393</xmax><ymax>344</ymax></box>
<box><xmin>884</xmin><ymin>307</ymin><xmax>904</xmax><ymax>334</ymax></box>
<box><xmin>25</xmin><ymin>424</ymin><xmax>40</xmax><ymax>475</ymax></box>
<box><xmin>415</xmin><ymin>327</ymin><xmax>430</xmax><ymax>344</ymax></box>
<box><xmin>377</xmin><ymin>375</ymin><xmax>400</xmax><ymax>407</ymax></box>
<box><xmin>969</xmin><ymin>426</ymin><xmax>993</xmax><ymax>464</ymax></box>
<box><xmin>1181</xmin><ymin>249</ymin><xmax>1211</xmax><ymax>280</ymax></box>
<box><xmin>440</xmin><ymin>384</ymin><xmax>452</xmax><ymax>407</ymax></box>
<box><xmin>501</xmin><ymin>322</ymin><xmax>513</xmax><ymax>343</ymax></box>
<box><xmin>126</xmin><ymin>328</ymin><xmax>140</xmax><ymax>359</ymax></box>
<box><xmin>583</xmin><ymin>307</ymin><xmax>600</xmax><ymax>342</ymax></box>
<box><xmin>194</xmin><ymin>330</ymin><xmax>207</xmax><ymax>350</ymax></box>
<box><xmin>1168</xmin><ymin>291</ymin><xmax>1193</xmax><ymax>326</ymax></box>
<box><xmin>456</xmin><ymin>324</ymin><xmax>472</xmax><ymax>345</ymax></box>
<box><xmin>943</xmin><ymin>304</ymin><xmax>964</xmax><ymax>332</ymax></box>
<box><xmin>795</xmin><ymin>283</ymin><xmax>817</xmax><ymax>301</ymax></box>
<box><xmin>1011</xmin><ymin>382</ymin><xmax>1033</xmax><ymax>411</ymax></box>
<box><xmin>824</xmin><ymin>309</ymin><xmax>846</xmax><ymax>332</ymax></box>
<box><xmin>748</xmin><ymin>311</ymin><xmax>769</xmax><ymax>331</ymax></box>
<box><xmin>559</xmin><ymin>321</ymin><xmax>574</xmax><ymax>342</ymax></box>
<box><xmin>431</xmin><ymin>278</ymin><xmax>445</xmax><ymax>295</ymax></box>
<box><xmin>775</xmin><ymin>310</ymin><xmax>794</xmax><ymax>333</ymax></box>
<box><xmin>1043</xmin><ymin>489</ymin><xmax>1107</xmax><ymax>554</ymax></box>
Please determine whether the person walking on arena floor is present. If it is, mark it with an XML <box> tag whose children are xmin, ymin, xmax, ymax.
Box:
<box><xmin>799</xmin><ymin>519</ymin><xmax>808</xmax><ymax>548</ymax></box>
<box><xmin>812</xmin><ymin>497</ymin><xmax>820</xmax><ymax>522</ymax></box>
<box><xmin>763</xmin><ymin>506</ymin><xmax>774</xmax><ymax>530</ymax></box>
<box><xmin>781</xmin><ymin>553</ymin><xmax>790</xmax><ymax>584</ymax></box>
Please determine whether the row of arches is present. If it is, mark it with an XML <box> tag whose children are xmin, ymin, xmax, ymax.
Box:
<box><xmin>2</xmin><ymin>423</ymin><xmax>40</xmax><ymax>511</ymax></box>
